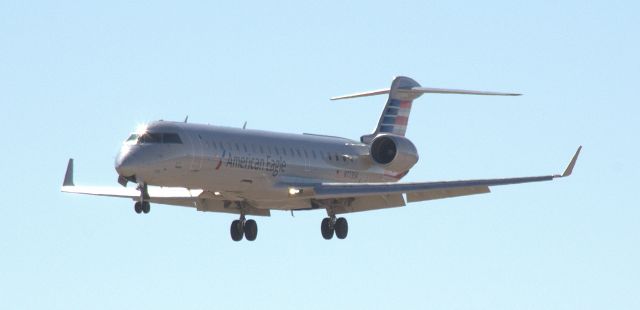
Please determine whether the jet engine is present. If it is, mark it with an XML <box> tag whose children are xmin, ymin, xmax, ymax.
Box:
<box><xmin>369</xmin><ymin>134</ymin><xmax>419</xmax><ymax>172</ymax></box>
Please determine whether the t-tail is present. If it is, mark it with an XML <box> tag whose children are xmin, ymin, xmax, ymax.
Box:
<box><xmin>331</xmin><ymin>76</ymin><xmax>521</xmax><ymax>143</ymax></box>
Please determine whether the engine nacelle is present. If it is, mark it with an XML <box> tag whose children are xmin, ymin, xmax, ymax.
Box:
<box><xmin>369</xmin><ymin>134</ymin><xmax>419</xmax><ymax>172</ymax></box>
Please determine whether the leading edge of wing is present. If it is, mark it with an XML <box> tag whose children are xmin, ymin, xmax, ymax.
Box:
<box><xmin>61</xmin><ymin>185</ymin><xmax>202</xmax><ymax>199</ymax></box>
<box><xmin>306</xmin><ymin>146</ymin><xmax>582</xmax><ymax>199</ymax></box>
<box><xmin>61</xmin><ymin>158</ymin><xmax>202</xmax><ymax>199</ymax></box>
<box><xmin>311</xmin><ymin>176</ymin><xmax>553</xmax><ymax>199</ymax></box>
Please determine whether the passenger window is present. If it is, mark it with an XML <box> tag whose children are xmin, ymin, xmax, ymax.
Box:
<box><xmin>296</xmin><ymin>149</ymin><xmax>302</xmax><ymax>157</ymax></box>
<box><xmin>312</xmin><ymin>150</ymin><xmax>317</xmax><ymax>159</ymax></box>
<box><xmin>251</xmin><ymin>144</ymin><xmax>257</xmax><ymax>153</ymax></box>
<box><xmin>260</xmin><ymin>145</ymin><xmax>264</xmax><ymax>154</ymax></box>
<box><xmin>282</xmin><ymin>147</ymin><xmax>287</xmax><ymax>156</ymax></box>
<box><xmin>212</xmin><ymin>141</ymin><xmax>217</xmax><ymax>150</ymax></box>
<box><xmin>235</xmin><ymin>143</ymin><xmax>240</xmax><ymax>151</ymax></box>
<box><xmin>243</xmin><ymin>144</ymin><xmax>248</xmax><ymax>152</ymax></box>
<box><xmin>163</xmin><ymin>133</ymin><xmax>183</xmax><ymax>144</ymax></box>
<box><xmin>303</xmin><ymin>149</ymin><xmax>308</xmax><ymax>158</ymax></box>
<box><xmin>218</xmin><ymin>141</ymin><xmax>224</xmax><ymax>150</ymax></box>
<box><xmin>274</xmin><ymin>147</ymin><xmax>280</xmax><ymax>156</ymax></box>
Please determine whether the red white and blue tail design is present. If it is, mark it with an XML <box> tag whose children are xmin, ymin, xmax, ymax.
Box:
<box><xmin>375</xmin><ymin>76</ymin><xmax>421</xmax><ymax>136</ymax></box>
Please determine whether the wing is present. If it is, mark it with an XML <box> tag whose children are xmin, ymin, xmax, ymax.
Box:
<box><xmin>61</xmin><ymin>159</ymin><xmax>270</xmax><ymax>216</ymax></box>
<box><xmin>285</xmin><ymin>146</ymin><xmax>582</xmax><ymax>214</ymax></box>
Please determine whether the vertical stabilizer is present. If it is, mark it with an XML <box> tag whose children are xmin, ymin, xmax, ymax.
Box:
<box><xmin>361</xmin><ymin>76</ymin><xmax>422</xmax><ymax>142</ymax></box>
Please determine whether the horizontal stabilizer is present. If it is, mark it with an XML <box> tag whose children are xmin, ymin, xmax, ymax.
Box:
<box><xmin>331</xmin><ymin>86</ymin><xmax>520</xmax><ymax>100</ymax></box>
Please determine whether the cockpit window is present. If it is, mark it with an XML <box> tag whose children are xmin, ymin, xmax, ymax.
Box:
<box><xmin>139</xmin><ymin>133</ymin><xmax>162</xmax><ymax>144</ymax></box>
<box><xmin>163</xmin><ymin>133</ymin><xmax>182</xmax><ymax>144</ymax></box>
<box><xmin>127</xmin><ymin>132</ymin><xmax>183</xmax><ymax>144</ymax></box>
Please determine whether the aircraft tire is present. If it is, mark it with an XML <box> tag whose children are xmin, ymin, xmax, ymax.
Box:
<box><xmin>321</xmin><ymin>218</ymin><xmax>334</xmax><ymax>240</ymax></box>
<box><xmin>134</xmin><ymin>202</ymin><xmax>142</xmax><ymax>214</ymax></box>
<box><xmin>142</xmin><ymin>202</ymin><xmax>151</xmax><ymax>214</ymax></box>
<box><xmin>230</xmin><ymin>220</ymin><xmax>243</xmax><ymax>241</ymax></box>
<box><xmin>244</xmin><ymin>219</ymin><xmax>258</xmax><ymax>241</ymax></box>
<box><xmin>335</xmin><ymin>217</ymin><xmax>348</xmax><ymax>239</ymax></box>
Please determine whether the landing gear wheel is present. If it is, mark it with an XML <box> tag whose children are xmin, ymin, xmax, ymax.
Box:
<box><xmin>321</xmin><ymin>217</ymin><xmax>334</xmax><ymax>240</ymax></box>
<box><xmin>335</xmin><ymin>217</ymin><xmax>348</xmax><ymax>239</ymax></box>
<box><xmin>230</xmin><ymin>219</ymin><xmax>244</xmax><ymax>241</ymax></box>
<box><xmin>134</xmin><ymin>202</ymin><xmax>142</xmax><ymax>214</ymax></box>
<box><xmin>244</xmin><ymin>219</ymin><xmax>258</xmax><ymax>241</ymax></box>
<box><xmin>142</xmin><ymin>202</ymin><xmax>151</xmax><ymax>214</ymax></box>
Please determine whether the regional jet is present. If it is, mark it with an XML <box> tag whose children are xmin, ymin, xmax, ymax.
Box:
<box><xmin>62</xmin><ymin>76</ymin><xmax>581</xmax><ymax>241</ymax></box>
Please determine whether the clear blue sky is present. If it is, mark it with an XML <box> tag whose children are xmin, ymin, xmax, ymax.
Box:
<box><xmin>1</xmin><ymin>1</ymin><xmax>638</xmax><ymax>309</ymax></box>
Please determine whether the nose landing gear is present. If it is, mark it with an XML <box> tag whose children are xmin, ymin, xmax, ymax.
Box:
<box><xmin>134</xmin><ymin>201</ymin><xmax>151</xmax><ymax>214</ymax></box>
<box><xmin>133</xmin><ymin>183</ymin><xmax>151</xmax><ymax>214</ymax></box>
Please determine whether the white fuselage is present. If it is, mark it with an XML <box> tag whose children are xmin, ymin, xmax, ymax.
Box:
<box><xmin>114</xmin><ymin>121</ymin><xmax>414</xmax><ymax>209</ymax></box>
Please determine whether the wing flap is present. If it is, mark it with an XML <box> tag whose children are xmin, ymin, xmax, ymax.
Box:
<box><xmin>333</xmin><ymin>194</ymin><xmax>405</xmax><ymax>214</ymax></box>
<box><xmin>195</xmin><ymin>199</ymin><xmax>271</xmax><ymax>216</ymax></box>
<box><xmin>406</xmin><ymin>186</ymin><xmax>490</xmax><ymax>203</ymax></box>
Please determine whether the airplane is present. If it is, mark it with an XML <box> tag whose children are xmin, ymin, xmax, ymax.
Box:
<box><xmin>61</xmin><ymin>76</ymin><xmax>581</xmax><ymax>241</ymax></box>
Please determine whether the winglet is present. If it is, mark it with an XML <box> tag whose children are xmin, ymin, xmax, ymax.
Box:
<box><xmin>63</xmin><ymin>158</ymin><xmax>74</xmax><ymax>186</ymax></box>
<box><xmin>561</xmin><ymin>146</ymin><xmax>582</xmax><ymax>177</ymax></box>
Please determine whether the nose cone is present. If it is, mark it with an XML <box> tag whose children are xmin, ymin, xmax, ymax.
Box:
<box><xmin>115</xmin><ymin>148</ymin><xmax>138</xmax><ymax>177</ymax></box>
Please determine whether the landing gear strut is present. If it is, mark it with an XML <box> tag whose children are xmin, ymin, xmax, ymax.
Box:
<box><xmin>230</xmin><ymin>213</ymin><xmax>258</xmax><ymax>241</ymax></box>
<box><xmin>134</xmin><ymin>183</ymin><xmax>150</xmax><ymax>214</ymax></box>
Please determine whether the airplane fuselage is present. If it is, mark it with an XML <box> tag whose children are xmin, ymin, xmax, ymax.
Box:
<box><xmin>115</xmin><ymin>121</ymin><xmax>416</xmax><ymax>209</ymax></box>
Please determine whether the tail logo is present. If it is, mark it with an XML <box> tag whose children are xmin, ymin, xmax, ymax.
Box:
<box><xmin>379</xmin><ymin>99</ymin><xmax>412</xmax><ymax>135</ymax></box>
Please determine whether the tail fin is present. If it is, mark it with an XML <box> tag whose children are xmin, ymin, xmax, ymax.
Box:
<box><xmin>373</xmin><ymin>76</ymin><xmax>421</xmax><ymax>137</ymax></box>
<box><xmin>331</xmin><ymin>76</ymin><xmax>521</xmax><ymax>143</ymax></box>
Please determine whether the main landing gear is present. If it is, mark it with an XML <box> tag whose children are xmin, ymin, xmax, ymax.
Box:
<box><xmin>321</xmin><ymin>215</ymin><xmax>348</xmax><ymax>240</ymax></box>
<box><xmin>230</xmin><ymin>214</ymin><xmax>258</xmax><ymax>242</ymax></box>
